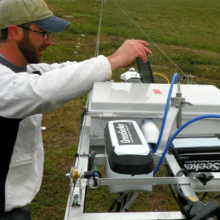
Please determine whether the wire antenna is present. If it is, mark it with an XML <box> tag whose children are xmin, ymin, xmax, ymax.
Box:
<box><xmin>95</xmin><ymin>0</ymin><xmax>106</xmax><ymax>57</ymax></box>
<box><xmin>112</xmin><ymin>0</ymin><xmax>186</xmax><ymax>76</ymax></box>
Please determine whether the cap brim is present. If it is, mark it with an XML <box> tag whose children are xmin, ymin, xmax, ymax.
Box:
<box><xmin>33</xmin><ymin>15</ymin><xmax>70</xmax><ymax>33</ymax></box>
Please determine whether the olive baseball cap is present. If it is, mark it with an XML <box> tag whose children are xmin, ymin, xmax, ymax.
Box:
<box><xmin>0</xmin><ymin>0</ymin><xmax>70</xmax><ymax>32</ymax></box>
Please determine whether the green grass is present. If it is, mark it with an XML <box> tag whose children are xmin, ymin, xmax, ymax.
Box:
<box><xmin>43</xmin><ymin>0</ymin><xmax>220</xmax><ymax>84</ymax></box>
<box><xmin>29</xmin><ymin>0</ymin><xmax>220</xmax><ymax>219</ymax></box>
<box><xmin>30</xmin><ymin>145</ymin><xmax>76</xmax><ymax>220</ymax></box>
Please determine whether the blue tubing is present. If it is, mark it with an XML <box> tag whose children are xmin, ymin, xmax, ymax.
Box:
<box><xmin>153</xmin><ymin>73</ymin><xmax>180</xmax><ymax>153</ymax></box>
<box><xmin>153</xmin><ymin>114</ymin><xmax>220</xmax><ymax>176</ymax></box>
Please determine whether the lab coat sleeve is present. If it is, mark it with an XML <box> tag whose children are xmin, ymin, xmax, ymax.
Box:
<box><xmin>0</xmin><ymin>55</ymin><xmax>112</xmax><ymax>118</ymax></box>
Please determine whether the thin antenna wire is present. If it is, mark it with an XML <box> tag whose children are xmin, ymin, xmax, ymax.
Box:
<box><xmin>95</xmin><ymin>0</ymin><xmax>105</xmax><ymax>57</ymax></box>
<box><xmin>112</xmin><ymin>0</ymin><xmax>186</xmax><ymax>76</ymax></box>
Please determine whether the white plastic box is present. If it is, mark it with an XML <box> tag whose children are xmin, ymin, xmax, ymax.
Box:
<box><xmin>88</xmin><ymin>82</ymin><xmax>220</xmax><ymax>137</ymax></box>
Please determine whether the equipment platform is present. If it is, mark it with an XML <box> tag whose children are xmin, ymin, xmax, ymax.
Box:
<box><xmin>64</xmin><ymin>75</ymin><xmax>220</xmax><ymax>220</ymax></box>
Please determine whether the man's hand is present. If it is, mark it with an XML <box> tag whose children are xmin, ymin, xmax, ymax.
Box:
<box><xmin>107</xmin><ymin>39</ymin><xmax>152</xmax><ymax>71</ymax></box>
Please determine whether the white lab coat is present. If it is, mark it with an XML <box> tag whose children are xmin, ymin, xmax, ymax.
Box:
<box><xmin>0</xmin><ymin>55</ymin><xmax>111</xmax><ymax>211</ymax></box>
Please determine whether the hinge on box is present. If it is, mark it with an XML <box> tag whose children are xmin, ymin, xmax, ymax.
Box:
<box><xmin>102</xmin><ymin>112</ymin><xmax>114</xmax><ymax>118</ymax></box>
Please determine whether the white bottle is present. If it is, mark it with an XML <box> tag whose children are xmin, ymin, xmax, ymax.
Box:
<box><xmin>141</xmin><ymin>119</ymin><xmax>160</xmax><ymax>151</ymax></box>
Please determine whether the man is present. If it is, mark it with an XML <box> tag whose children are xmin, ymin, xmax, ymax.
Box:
<box><xmin>0</xmin><ymin>0</ymin><xmax>152</xmax><ymax>219</ymax></box>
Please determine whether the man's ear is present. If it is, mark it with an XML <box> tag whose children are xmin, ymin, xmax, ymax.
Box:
<box><xmin>8</xmin><ymin>25</ymin><xmax>24</xmax><ymax>42</ymax></box>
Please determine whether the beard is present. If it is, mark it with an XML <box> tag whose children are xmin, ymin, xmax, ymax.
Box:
<box><xmin>17</xmin><ymin>33</ymin><xmax>44</xmax><ymax>64</ymax></box>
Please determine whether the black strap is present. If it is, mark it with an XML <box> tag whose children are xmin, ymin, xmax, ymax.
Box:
<box><xmin>0</xmin><ymin>117</ymin><xmax>23</xmax><ymax>212</ymax></box>
<box><xmin>0</xmin><ymin>55</ymin><xmax>24</xmax><ymax>212</ymax></box>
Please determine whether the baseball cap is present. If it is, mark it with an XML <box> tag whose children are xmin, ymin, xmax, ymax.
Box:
<box><xmin>0</xmin><ymin>0</ymin><xmax>70</xmax><ymax>32</ymax></box>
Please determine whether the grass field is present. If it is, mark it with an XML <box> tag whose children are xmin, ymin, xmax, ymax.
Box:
<box><xmin>29</xmin><ymin>0</ymin><xmax>220</xmax><ymax>219</ymax></box>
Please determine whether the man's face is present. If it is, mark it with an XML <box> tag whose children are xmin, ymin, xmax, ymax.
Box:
<box><xmin>17</xmin><ymin>24</ymin><xmax>52</xmax><ymax>64</ymax></box>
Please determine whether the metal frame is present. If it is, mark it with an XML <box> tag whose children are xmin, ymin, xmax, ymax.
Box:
<box><xmin>64</xmin><ymin>113</ymin><xmax>220</xmax><ymax>220</ymax></box>
<box><xmin>64</xmin><ymin>78</ymin><xmax>220</xmax><ymax>220</ymax></box>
